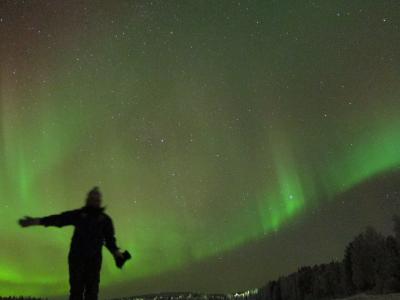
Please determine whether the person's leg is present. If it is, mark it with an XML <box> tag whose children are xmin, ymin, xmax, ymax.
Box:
<box><xmin>83</xmin><ymin>254</ymin><xmax>102</xmax><ymax>300</ymax></box>
<box><xmin>68</xmin><ymin>254</ymin><xmax>85</xmax><ymax>300</ymax></box>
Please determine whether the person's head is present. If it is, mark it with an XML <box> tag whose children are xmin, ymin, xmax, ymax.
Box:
<box><xmin>86</xmin><ymin>186</ymin><xmax>102</xmax><ymax>208</ymax></box>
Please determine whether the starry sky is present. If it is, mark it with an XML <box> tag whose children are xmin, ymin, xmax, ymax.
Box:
<box><xmin>1</xmin><ymin>0</ymin><xmax>400</xmax><ymax>299</ymax></box>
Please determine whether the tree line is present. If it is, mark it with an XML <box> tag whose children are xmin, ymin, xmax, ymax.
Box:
<box><xmin>255</xmin><ymin>215</ymin><xmax>400</xmax><ymax>300</ymax></box>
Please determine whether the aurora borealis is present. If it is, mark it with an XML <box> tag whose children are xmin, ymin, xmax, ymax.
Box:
<box><xmin>1</xmin><ymin>0</ymin><xmax>400</xmax><ymax>298</ymax></box>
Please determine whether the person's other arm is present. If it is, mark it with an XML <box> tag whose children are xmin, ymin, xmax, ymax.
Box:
<box><xmin>19</xmin><ymin>210</ymin><xmax>78</xmax><ymax>228</ymax></box>
<box><xmin>104</xmin><ymin>216</ymin><xmax>123</xmax><ymax>258</ymax></box>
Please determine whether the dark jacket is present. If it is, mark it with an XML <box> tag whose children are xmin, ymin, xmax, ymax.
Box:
<box><xmin>39</xmin><ymin>206</ymin><xmax>119</xmax><ymax>256</ymax></box>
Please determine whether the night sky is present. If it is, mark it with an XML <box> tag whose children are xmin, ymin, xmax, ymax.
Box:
<box><xmin>1</xmin><ymin>0</ymin><xmax>400</xmax><ymax>299</ymax></box>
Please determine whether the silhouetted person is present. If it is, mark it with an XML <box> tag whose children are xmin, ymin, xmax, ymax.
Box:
<box><xmin>18</xmin><ymin>186</ymin><xmax>125</xmax><ymax>300</ymax></box>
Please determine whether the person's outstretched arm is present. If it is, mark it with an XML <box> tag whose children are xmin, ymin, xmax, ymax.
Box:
<box><xmin>19</xmin><ymin>210</ymin><xmax>78</xmax><ymax>228</ymax></box>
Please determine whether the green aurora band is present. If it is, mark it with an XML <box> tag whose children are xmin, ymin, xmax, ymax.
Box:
<box><xmin>1</xmin><ymin>86</ymin><xmax>399</xmax><ymax>296</ymax></box>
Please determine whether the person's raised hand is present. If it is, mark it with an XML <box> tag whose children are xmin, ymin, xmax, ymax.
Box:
<box><xmin>18</xmin><ymin>216</ymin><xmax>40</xmax><ymax>227</ymax></box>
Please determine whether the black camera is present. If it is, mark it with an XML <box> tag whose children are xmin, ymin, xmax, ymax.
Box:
<box><xmin>115</xmin><ymin>250</ymin><xmax>132</xmax><ymax>269</ymax></box>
